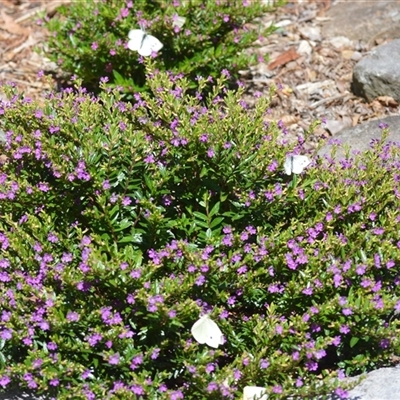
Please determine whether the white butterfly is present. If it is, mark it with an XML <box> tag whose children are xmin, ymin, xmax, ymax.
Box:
<box><xmin>191</xmin><ymin>314</ymin><xmax>224</xmax><ymax>348</ymax></box>
<box><xmin>243</xmin><ymin>386</ymin><xmax>268</xmax><ymax>400</ymax></box>
<box><xmin>127</xmin><ymin>28</ymin><xmax>163</xmax><ymax>57</ymax></box>
<box><xmin>284</xmin><ymin>155</ymin><xmax>311</xmax><ymax>175</ymax></box>
<box><xmin>172</xmin><ymin>15</ymin><xmax>186</xmax><ymax>29</ymax></box>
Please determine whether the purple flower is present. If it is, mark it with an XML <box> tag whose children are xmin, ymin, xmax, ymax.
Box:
<box><xmin>340</xmin><ymin>325</ymin><xmax>350</xmax><ymax>334</ymax></box>
<box><xmin>335</xmin><ymin>387</ymin><xmax>349</xmax><ymax>398</ymax></box>
<box><xmin>131</xmin><ymin>384</ymin><xmax>145</xmax><ymax>395</ymax></box>
<box><xmin>108</xmin><ymin>353</ymin><xmax>120</xmax><ymax>365</ymax></box>
<box><xmin>237</xmin><ymin>265</ymin><xmax>247</xmax><ymax>274</ymax></box>
<box><xmin>380</xmin><ymin>338</ymin><xmax>390</xmax><ymax>349</ymax></box>
<box><xmin>38</xmin><ymin>182</ymin><xmax>50</xmax><ymax>192</ymax></box>
<box><xmin>47</xmin><ymin>342</ymin><xmax>57</xmax><ymax>351</ymax></box>
<box><xmin>332</xmin><ymin>336</ymin><xmax>341</xmax><ymax>346</ymax></box>
<box><xmin>0</xmin><ymin>375</ymin><xmax>11</xmax><ymax>388</ymax></box>
<box><xmin>67</xmin><ymin>311</ymin><xmax>80</xmax><ymax>322</ymax></box>
<box><xmin>195</xmin><ymin>275</ymin><xmax>206</xmax><ymax>286</ymax></box>
<box><xmin>47</xmin><ymin>232</ymin><xmax>58</xmax><ymax>243</ymax></box>
<box><xmin>260</xmin><ymin>359</ymin><xmax>269</xmax><ymax>369</ymax></box>
<box><xmin>302</xmin><ymin>287</ymin><xmax>313</xmax><ymax>295</ymax></box>
<box><xmin>272</xmin><ymin>385</ymin><xmax>282</xmax><ymax>393</ymax></box>
<box><xmin>305</xmin><ymin>360</ymin><xmax>318</xmax><ymax>371</ymax></box>
<box><xmin>170</xmin><ymin>391</ymin><xmax>184</xmax><ymax>400</ymax></box>
<box><xmin>122</xmin><ymin>196</ymin><xmax>132</xmax><ymax>206</ymax></box>
<box><xmin>0</xmin><ymin>329</ymin><xmax>12</xmax><ymax>340</ymax></box>
<box><xmin>233</xmin><ymin>369</ymin><xmax>242</xmax><ymax>380</ymax></box>
<box><xmin>207</xmin><ymin>382</ymin><xmax>218</xmax><ymax>392</ymax></box>
<box><xmin>87</xmin><ymin>333</ymin><xmax>102</xmax><ymax>346</ymax></box>
<box><xmin>342</xmin><ymin>308</ymin><xmax>353</xmax><ymax>316</ymax></box>
<box><xmin>221</xmin><ymin>69</ymin><xmax>230</xmax><ymax>77</ymax></box>
<box><xmin>130</xmin><ymin>354</ymin><xmax>143</xmax><ymax>370</ymax></box>
<box><xmin>151</xmin><ymin>348</ymin><xmax>160</xmax><ymax>360</ymax></box>
<box><xmin>205</xmin><ymin>363</ymin><xmax>215</xmax><ymax>373</ymax></box>
<box><xmin>207</xmin><ymin>148</ymin><xmax>215</xmax><ymax>158</ymax></box>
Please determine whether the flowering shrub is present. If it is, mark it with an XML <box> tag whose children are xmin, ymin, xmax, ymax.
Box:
<box><xmin>1</xmin><ymin>66</ymin><xmax>400</xmax><ymax>399</ymax></box>
<box><xmin>42</xmin><ymin>0</ymin><xmax>278</xmax><ymax>95</ymax></box>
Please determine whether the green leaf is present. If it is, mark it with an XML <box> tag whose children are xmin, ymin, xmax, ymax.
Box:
<box><xmin>209</xmin><ymin>201</ymin><xmax>220</xmax><ymax>217</ymax></box>
<box><xmin>350</xmin><ymin>337</ymin><xmax>360</xmax><ymax>348</ymax></box>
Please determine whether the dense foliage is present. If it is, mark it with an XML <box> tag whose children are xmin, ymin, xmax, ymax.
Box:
<box><xmin>43</xmin><ymin>0</ymin><xmax>278</xmax><ymax>94</ymax></box>
<box><xmin>1</xmin><ymin>64</ymin><xmax>400</xmax><ymax>399</ymax></box>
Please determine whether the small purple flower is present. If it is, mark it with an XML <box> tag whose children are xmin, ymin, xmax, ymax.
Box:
<box><xmin>372</xmin><ymin>227</ymin><xmax>384</xmax><ymax>235</ymax></box>
<box><xmin>122</xmin><ymin>197</ymin><xmax>132</xmax><ymax>206</ymax></box>
<box><xmin>237</xmin><ymin>265</ymin><xmax>247</xmax><ymax>274</ymax></box>
<box><xmin>130</xmin><ymin>354</ymin><xmax>143</xmax><ymax>370</ymax></box>
<box><xmin>200</xmin><ymin>133</ymin><xmax>209</xmax><ymax>143</ymax></box>
<box><xmin>47</xmin><ymin>232</ymin><xmax>58</xmax><ymax>243</ymax></box>
<box><xmin>170</xmin><ymin>391</ymin><xmax>184</xmax><ymax>400</ymax></box>
<box><xmin>0</xmin><ymin>329</ymin><xmax>12</xmax><ymax>340</ymax></box>
<box><xmin>38</xmin><ymin>182</ymin><xmax>50</xmax><ymax>192</ymax></box>
<box><xmin>335</xmin><ymin>387</ymin><xmax>349</xmax><ymax>398</ymax></box>
<box><xmin>340</xmin><ymin>325</ymin><xmax>350</xmax><ymax>334</ymax></box>
<box><xmin>302</xmin><ymin>287</ymin><xmax>313</xmax><ymax>296</ymax></box>
<box><xmin>342</xmin><ymin>308</ymin><xmax>353</xmax><ymax>316</ymax></box>
<box><xmin>195</xmin><ymin>275</ymin><xmax>206</xmax><ymax>286</ymax></box>
<box><xmin>207</xmin><ymin>382</ymin><xmax>218</xmax><ymax>392</ymax></box>
<box><xmin>108</xmin><ymin>353</ymin><xmax>120</xmax><ymax>365</ymax></box>
<box><xmin>0</xmin><ymin>375</ymin><xmax>10</xmax><ymax>388</ymax></box>
<box><xmin>205</xmin><ymin>363</ymin><xmax>215</xmax><ymax>373</ymax></box>
<box><xmin>151</xmin><ymin>348</ymin><xmax>160</xmax><ymax>360</ymax></box>
<box><xmin>272</xmin><ymin>385</ymin><xmax>282</xmax><ymax>393</ymax></box>
<box><xmin>87</xmin><ymin>332</ymin><xmax>102</xmax><ymax>346</ymax></box>
<box><xmin>233</xmin><ymin>369</ymin><xmax>242</xmax><ymax>380</ymax></box>
<box><xmin>67</xmin><ymin>311</ymin><xmax>80</xmax><ymax>322</ymax></box>
<box><xmin>47</xmin><ymin>342</ymin><xmax>57</xmax><ymax>351</ymax></box>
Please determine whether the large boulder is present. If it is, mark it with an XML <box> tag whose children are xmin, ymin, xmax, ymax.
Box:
<box><xmin>352</xmin><ymin>39</ymin><xmax>400</xmax><ymax>102</ymax></box>
<box><xmin>318</xmin><ymin>115</ymin><xmax>400</xmax><ymax>160</ymax></box>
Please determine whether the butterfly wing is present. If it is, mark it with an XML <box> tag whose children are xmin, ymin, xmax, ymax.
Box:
<box><xmin>191</xmin><ymin>315</ymin><xmax>208</xmax><ymax>345</ymax></box>
<box><xmin>128</xmin><ymin>29</ymin><xmax>145</xmax><ymax>51</ymax></box>
<box><xmin>243</xmin><ymin>386</ymin><xmax>268</xmax><ymax>400</ymax></box>
<box><xmin>172</xmin><ymin>16</ymin><xmax>186</xmax><ymax>28</ymax></box>
<box><xmin>284</xmin><ymin>156</ymin><xmax>293</xmax><ymax>175</ymax></box>
<box><xmin>203</xmin><ymin>318</ymin><xmax>223</xmax><ymax>348</ymax></box>
<box><xmin>291</xmin><ymin>155</ymin><xmax>311</xmax><ymax>174</ymax></box>
<box><xmin>191</xmin><ymin>315</ymin><xmax>223</xmax><ymax>348</ymax></box>
<box><xmin>138</xmin><ymin>34</ymin><xmax>163</xmax><ymax>57</ymax></box>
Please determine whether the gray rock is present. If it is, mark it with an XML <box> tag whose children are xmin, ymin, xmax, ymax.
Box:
<box><xmin>330</xmin><ymin>364</ymin><xmax>400</xmax><ymax>400</ymax></box>
<box><xmin>321</xmin><ymin>0</ymin><xmax>400</xmax><ymax>45</ymax></box>
<box><xmin>318</xmin><ymin>115</ymin><xmax>400</xmax><ymax>160</ymax></box>
<box><xmin>352</xmin><ymin>39</ymin><xmax>400</xmax><ymax>102</ymax></box>
<box><xmin>295</xmin><ymin>366</ymin><xmax>400</xmax><ymax>400</ymax></box>
<box><xmin>0</xmin><ymin>386</ymin><xmax>50</xmax><ymax>400</ymax></box>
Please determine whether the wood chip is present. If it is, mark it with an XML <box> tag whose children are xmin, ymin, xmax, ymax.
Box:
<box><xmin>268</xmin><ymin>47</ymin><xmax>300</xmax><ymax>70</ymax></box>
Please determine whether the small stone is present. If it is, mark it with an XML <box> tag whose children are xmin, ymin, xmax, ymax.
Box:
<box><xmin>299</xmin><ymin>26</ymin><xmax>322</xmax><ymax>42</ymax></box>
<box><xmin>274</xmin><ymin>19</ymin><xmax>292</xmax><ymax>28</ymax></box>
<box><xmin>329</xmin><ymin>36</ymin><xmax>353</xmax><ymax>50</ymax></box>
<box><xmin>351</xmin><ymin>51</ymin><xmax>362</xmax><ymax>61</ymax></box>
<box><xmin>298</xmin><ymin>40</ymin><xmax>313</xmax><ymax>56</ymax></box>
<box><xmin>341</xmin><ymin>49</ymin><xmax>354</xmax><ymax>60</ymax></box>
